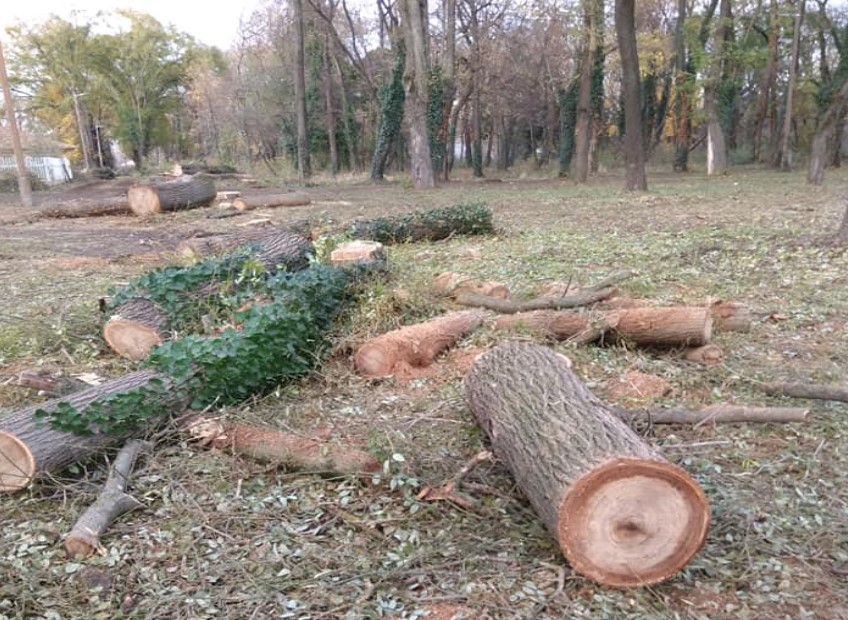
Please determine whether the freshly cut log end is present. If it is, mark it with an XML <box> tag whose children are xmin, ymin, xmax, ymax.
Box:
<box><xmin>710</xmin><ymin>301</ymin><xmax>752</xmax><ymax>332</ymax></box>
<box><xmin>0</xmin><ymin>431</ymin><xmax>36</xmax><ymax>491</ymax></box>
<box><xmin>103</xmin><ymin>319</ymin><xmax>163</xmax><ymax>360</ymax></box>
<box><xmin>613</xmin><ymin>307</ymin><xmax>712</xmax><ymax>347</ymax></box>
<box><xmin>103</xmin><ymin>297</ymin><xmax>169</xmax><ymax>360</ymax></box>
<box><xmin>559</xmin><ymin>457</ymin><xmax>710</xmax><ymax>588</ymax></box>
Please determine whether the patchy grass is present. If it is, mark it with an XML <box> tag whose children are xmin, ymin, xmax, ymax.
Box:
<box><xmin>1</xmin><ymin>167</ymin><xmax>847</xmax><ymax>619</ymax></box>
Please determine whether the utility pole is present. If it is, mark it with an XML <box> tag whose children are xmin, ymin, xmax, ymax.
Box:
<box><xmin>0</xmin><ymin>36</ymin><xmax>32</xmax><ymax>207</ymax></box>
<box><xmin>72</xmin><ymin>91</ymin><xmax>92</xmax><ymax>171</ymax></box>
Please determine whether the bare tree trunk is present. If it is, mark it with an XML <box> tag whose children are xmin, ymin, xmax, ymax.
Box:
<box><xmin>807</xmin><ymin>80</ymin><xmax>848</xmax><ymax>185</ymax></box>
<box><xmin>775</xmin><ymin>1</ymin><xmax>805</xmax><ymax>171</ymax></box>
<box><xmin>0</xmin><ymin>38</ymin><xmax>32</xmax><ymax>206</ymax></box>
<box><xmin>705</xmin><ymin>0</ymin><xmax>731</xmax><ymax>176</ymax></box>
<box><xmin>752</xmin><ymin>0</ymin><xmax>779</xmax><ymax>162</ymax></box>
<box><xmin>616</xmin><ymin>0</ymin><xmax>647</xmax><ymax>190</ymax></box>
<box><xmin>837</xmin><ymin>204</ymin><xmax>848</xmax><ymax>243</ymax></box>
<box><xmin>324</xmin><ymin>41</ymin><xmax>339</xmax><ymax>175</ymax></box>
<box><xmin>293</xmin><ymin>0</ymin><xmax>312</xmax><ymax>179</ymax></box>
<box><xmin>400</xmin><ymin>0</ymin><xmax>436</xmax><ymax>187</ymax></box>
<box><xmin>573</xmin><ymin>0</ymin><xmax>600</xmax><ymax>183</ymax></box>
<box><xmin>672</xmin><ymin>0</ymin><xmax>691</xmax><ymax>172</ymax></box>
<box><xmin>440</xmin><ymin>0</ymin><xmax>457</xmax><ymax>180</ymax></box>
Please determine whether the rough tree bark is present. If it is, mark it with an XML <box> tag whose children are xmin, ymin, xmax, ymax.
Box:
<box><xmin>775</xmin><ymin>1</ymin><xmax>805</xmax><ymax>171</ymax></box>
<box><xmin>616</xmin><ymin>0</ymin><xmax>648</xmax><ymax>190</ymax></box>
<box><xmin>572</xmin><ymin>0</ymin><xmax>602</xmax><ymax>183</ymax></box>
<box><xmin>752</xmin><ymin>0</ymin><xmax>779</xmax><ymax>162</ymax></box>
<box><xmin>0</xmin><ymin>371</ymin><xmax>179</xmax><ymax>492</ymax></box>
<box><xmin>232</xmin><ymin>193</ymin><xmax>311</xmax><ymax>211</ymax></box>
<box><xmin>127</xmin><ymin>176</ymin><xmax>217</xmax><ymax>216</ymax></box>
<box><xmin>807</xmin><ymin>80</ymin><xmax>848</xmax><ymax>185</ymax></box>
<box><xmin>293</xmin><ymin>0</ymin><xmax>312</xmax><ymax>179</ymax></box>
<box><xmin>465</xmin><ymin>342</ymin><xmax>709</xmax><ymax>587</ymax></box>
<box><xmin>704</xmin><ymin>0</ymin><xmax>731</xmax><ymax>176</ymax></box>
<box><xmin>400</xmin><ymin>0</ymin><xmax>436</xmax><ymax>187</ymax></box>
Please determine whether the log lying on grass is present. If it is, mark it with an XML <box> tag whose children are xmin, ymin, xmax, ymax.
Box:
<box><xmin>757</xmin><ymin>382</ymin><xmax>848</xmax><ymax>403</ymax></box>
<box><xmin>494</xmin><ymin>306</ymin><xmax>713</xmax><ymax>347</ymax></box>
<box><xmin>0</xmin><ymin>370</ymin><xmax>178</xmax><ymax>492</ymax></box>
<box><xmin>355</xmin><ymin>310</ymin><xmax>486</xmax><ymax>377</ymax></box>
<box><xmin>233</xmin><ymin>192</ymin><xmax>311</xmax><ymax>211</ymax></box>
<box><xmin>433</xmin><ymin>272</ymin><xmax>510</xmax><ymax>299</ymax></box>
<box><xmin>710</xmin><ymin>300</ymin><xmax>752</xmax><ymax>332</ymax></box>
<box><xmin>350</xmin><ymin>202</ymin><xmax>494</xmax><ymax>244</ymax></box>
<box><xmin>177</xmin><ymin>223</ymin><xmax>314</xmax><ymax>259</ymax></box>
<box><xmin>65</xmin><ymin>439</ymin><xmax>152</xmax><ymax>557</ymax></box>
<box><xmin>127</xmin><ymin>176</ymin><xmax>217</xmax><ymax>216</ymax></box>
<box><xmin>615</xmin><ymin>404</ymin><xmax>810</xmax><ymax>425</ymax></box>
<box><xmin>39</xmin><ymin>197</ymin><xmax>131</xmax><ymax>219</ymax></box>
<box><xmin>187</xmin><ymin>418</ymin><xmax>380</xmax><ymax>476</ymax></box>
<box><xmin>103</xmin><ymin>230</ymin><xmax>312</xmax><ymax>359</ymax></box>
<box><xmin>465</xmin><ymin>342</ymin><xmax>710</xmax><ymax>587</ymax></box>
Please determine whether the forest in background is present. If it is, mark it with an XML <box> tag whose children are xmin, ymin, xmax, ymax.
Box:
<box><xmin>3</xmin><ymin>0</ymin><xmax>848</xmax><ymax>188</ymax></box>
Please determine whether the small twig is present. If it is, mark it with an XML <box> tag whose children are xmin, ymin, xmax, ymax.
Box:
<box><xmin>417</xmin><ymin>450</ymin><xmax>493</xmax><ymax>509</ymax></box>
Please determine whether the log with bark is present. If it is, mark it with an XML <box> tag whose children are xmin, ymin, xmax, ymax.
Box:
<box><xmin>493</xmin><ymin>306</ymin><xmax>713</xmax><ymax>347</ymax></box>
<box><xmin>127</xmin><ymin>176</ymin><xmax>217</xmax><ymax>216</ymax></box>
<box><xmin>349</xmin><ymin>203</ymin><xmax>494</xmax><ymax>244</ymax></box>
<box><xmin>64</xmin><ymin>439</ymin><xmax>152</xmax><ymax>557</ymax></box>
<box><xmin>615</xmin><ymin>404</ymin><xmax>810</xmax><ymax>425</ymax></box>
<box><xmin>710</xmin><ymin>300</ymin><xmax>752</xmax><ymax>332</ymax></box>
<box><xmin>232</xmin><ymin>192</ymin><xmax>311</xmax><ymax>211</ymax></box>
<box><xmin>177</xmin><ymin>223</ymin><xmax>315</xmax><ymax>260</ymax></box>
<box><xmin>433</xmin><ymin>272</ymin><xmax>509</xmax><ymax>299</ymax></box>
<box><xmin>355</xmin><ymin>310</ymin><xmax>486</xmax><ymax>377</ymax></box>
<box><xmin>38</xmin><ymin>197</ymin><xmax>131</xmax><ymax>219</ymax></box>
<box><xmin>756</xmin><ymin>382</ymin><xmax>848</xmax><ymax>403</ymax></box>
<box><xmin>103</xmin><ymin>230</ymin><xmax>312</xmax><ymax>359</ymax></box>
<box><xmin>187</xmin><ymin>418</ymin><xmax>380</xmax><ymax>476</ymax></box>
<box><xmin>465</xmin><ymin>342</ymin><xmax>710</xmax><ymax>587</ymax></box>
<box><xmin>0</xmin><ymin>370</ymin><xmax>179</xmax><ymax>492</ymax></box>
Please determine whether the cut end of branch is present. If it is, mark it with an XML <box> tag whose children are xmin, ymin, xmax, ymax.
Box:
<box><xmin>558</xmin><ymin>458</ymin><xmax>709</xmax><ymax>588</ymax></box>
<box><xmin>103</xmin><ymin>319</ymin><xmax>163</xmax><ymax>361</ymax></box>
<box><xmin>0</xmin><ymin>431</ymin><xmax>36</xmax><ymax>492</ymax></box>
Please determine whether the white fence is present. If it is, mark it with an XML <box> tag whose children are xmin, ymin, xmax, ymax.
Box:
<box><xmin>0</xmin><ymin>155</ymin><xmax>73</xmax><ymax>185</ymax></box>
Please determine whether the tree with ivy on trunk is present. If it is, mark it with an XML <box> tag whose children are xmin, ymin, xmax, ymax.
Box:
<box><xmin>615</xmin><ymin>0</ymin><xmax>647</xmax><ymax>190</ymax></box>
<box><xmin>399</xmin><ymin>0</ymin><xmax>436</xmax><ymax>187</ymax></box>
<box><xmin>572</xmin><ymin>0</ymin><xmax>603</xmax><ymax>183</ymax></box>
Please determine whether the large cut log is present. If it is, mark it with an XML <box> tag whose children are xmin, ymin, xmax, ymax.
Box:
<box><xmin>493</xmin><ymin>306</ymin><xmax>712</xmax><ymax>347</ymax></box>
<box><xmin>355</xmin><ymin>310</ymin><xmax>486</xmax><ymax>377</ymax></box>
<box><xmin>187</xmin><ymin>418</ymin><xmax>380</xmax><ymax>476</ymax></box>
<box><xmin>615</xmin><ymin>404</ymin><xmax>810</xmax><ymax>425</ymax></box>
<box><xmin>349</xmin><ymin>203</ymin><xmax>494</xmax><ymax>244</ymax></box>
<box><xmin>102</xmin><ymin>297</ymin><xmax>170</xmax><ymax>361</ymax></box>
<box><xmin>232</xmin><ymin>192</ymin><xmax>311</xmax><ymax>211</ymax></box>
<box><xmin>38</xmin><ymin>197</ymin><xmax>131</xmax><ymax>219</ymax></box>
<box><xmin>176</xmin><ymin>224</ymin><xmax>314</xmax><ymax>260</ymax></box>
<box><xmin>127</xmin><ymin>176</ymin><xmax>217</xmax><ymax>216</ymax></box>
<box><xmin>65</xmin><ymin>439</ymin><xmax>152</xmax><ymax>557</ymax></box>
<box><xmin>0</xmin><ymin>370</ymin><xmax>179</xmax><ymax>491</ymax></box>
<box><xmin>465</xmin><ymin>342</ymin><xmax>710</xmax><ymax>587</ymax></box>
<box><xmin>103</xmin><ymin>230</ymin><xmax>312</xmax><ymax>359</ymax></box>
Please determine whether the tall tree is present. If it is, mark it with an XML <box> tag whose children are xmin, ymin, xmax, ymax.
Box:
<box><xmin>704</xmin><ymin>0</ymin><xmax>732</xmax><ymax>176</ymax></box>
<box><xmin>572</xmin><ymin>0</ymin><xmax>602</xmax><ymax>183</ymax></box>
<box><xmin>293</xmin><ymin>0</ymin><xmax>312</xmax><ymax>178</ymax></box>
<box><xmin>752</xmin><ymin>0</ymin><xmax>779</xmax><ymax>162</ymax></box>
<box><xmin>774</xmin><ymin>0</ymin><xmax>806</xmax><ymax>170</ymax></box>
<box><xmin>400</xmin><ymin>0</ymin><xmax>436</xmax><ymax>187</ymax></box>
<box><xmin>616</xmin><ymin>0</ymin><xmax>647</xmax><ymax>190</ymax></box>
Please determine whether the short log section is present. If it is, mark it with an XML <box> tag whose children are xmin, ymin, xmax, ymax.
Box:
<box><xmin>465</xmin><ymin>342</ymin><xmax>710</xmax><ymax>587</ymax></box>
<box><xmin>102</xmin><ymin>297</ymin><xmax>170</xmax><ymax>361</ymax></box>
<box><xmin>127</xmin><ymin>176</ymin><xmax>217</xmax><ymax>216</ymax></box>
<box><xmin>232</xmin><ymin>192</ymin><xmax>311</xmax><ymax>211</ymax></box>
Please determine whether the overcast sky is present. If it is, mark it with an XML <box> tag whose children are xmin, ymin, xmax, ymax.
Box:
<box><xmin>0</xmin><ymin>0</ymin><xmax>262</xmax><ymax>49</ymax></box>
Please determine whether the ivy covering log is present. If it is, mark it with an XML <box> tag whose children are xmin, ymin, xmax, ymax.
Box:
<box><xmin>1</xmin><ymin>265</ymin><xmax>368</xmax><ymax>491</ymax></box>
<box><xmin>350</xmin><ymin>202</ymin><xmax>493</xmax><ymax>244</ymax></box>
<box><xmin>102</xmin><ymin>230</ymin><xmax>312</xmax><ymax>359</ymax></box>
<box><xmin>465</xmin><ymin>342</ymin><xmax>710</xmax><ymax>587</ymax></box>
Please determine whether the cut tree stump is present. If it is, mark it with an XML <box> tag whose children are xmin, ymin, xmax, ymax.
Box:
<box><xmin>102</xmin><ymin>297</ymin><xmax>170</xmax><ymax>361</ymax></box>
<box><xmin>127</xmin><ymin>176</ymin><xmax>217</xmax><ymax>216</ymax></box>
<box><xmin>0</xmin><ymin>370</ymin><xmax>180</xmax><ymax>492</ymax></box>
<box><xmin>232</xmin><ymin>192</ymin><xmax>311</xmax><ymax>211</ymax></box>
<box><xmin>355</xmin><ymin>310</ymin><xmax>486</xmax><ymax>377</ymax></box>
<box><xmin>493</xmin><ymin>306</ymin><xmax>712</xmax><ymax>347</ymax></box>
<box><xmin>65</xmin><ymin>439</ymin><xmax>152</xmax><ymax>557</ymax></box>
<box><xmin>465</xmin><ymin>342</ymin><xmax>710</xmax><ymax>587</ymax></box>
<box><xmin>187</xmin><ymin>418</ymin><xmax>380</xmax><ymax>476</ymax></box>
<box><xmin>330</xmin><ymin>240</ymin><xmax>386</xmax><ymax>269</ymax></box>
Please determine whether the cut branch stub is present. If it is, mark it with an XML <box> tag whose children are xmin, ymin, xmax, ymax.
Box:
<box><xmin>465</xmin><ymin>342</ymin><xmax>709</xmax><ymax>587</ymax></box>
